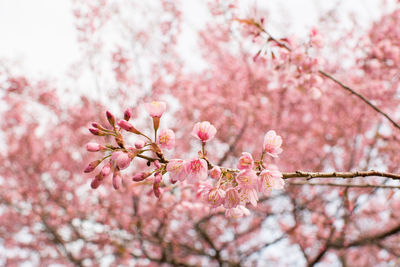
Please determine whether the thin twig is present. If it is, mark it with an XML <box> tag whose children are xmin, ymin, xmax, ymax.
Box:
<box><xmin>283</xmin><ymin>170</ymin><xmax>400</xmax><ymax>180</ymax></box>
<box><xmin>288</xmin><ymin>181</ymin><xmax>400</xmax><ymax>189</ymax></box>
<box><xmin>246</xmin><ymin>20</ymin><xmax>400</xmax><ymax>131</ymax></box>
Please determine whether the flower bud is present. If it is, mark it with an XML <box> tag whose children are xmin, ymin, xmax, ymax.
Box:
<box><xmin>112</xmin><ymin>172</ymin><xmax>121</xmax><ymax>190</ymax></box>
<box><xmin>101</xmin><ymin>161</ymin><xmax>112</xmax><ymax>177</ymax></box>
<box><xmin>134</xmin><ymin>140</ymin><xmax>145</xmax><ymax>149</ymax></box>
<box><xmin>106</xmin><ymin>110</ymin><xmax>115</xmax><ymax>126</ymax></box>
<box><xmin>117</xmin><ymin>120</ymin><xmax>140</xmax><ymax>134</ymax></box>
<box><xmin>86</xmin><ymin>142</ymin><xmax>102</xmax><ymax>152</ymax></box>
<box><xmin>124</xmin><ymin>108</ymin><xmax>132</xmax><ymax>121</ymax></box>
<box><xmin>153</xmin><ymin>183</ymin><xmax>162</xmax><ymax>198</ymax></box>
<box><xmin>191</xmin><ymin>121</ymin><xmax>217</xmax><ymax>142</ymax></box>
<box><xmin>89</xmin><ymin>128</ymin><xmax>105</xmax><ymax>136</ymax></box>
<box><xmin>90</xmin><ymin>177</ymin><xmax>102</xmax><ymax>189</ymax></box>
<box><xmin>132</xmin><ymin>172</ymin><xmax>151</xmax><ymax>182</ymax></box>
<box><xmin>84</xmin><ymin>159</ymin><xmax>102</xmax><ymax>173</ymax></box>
<box><xmin>116</xmin><ymin>153</ymin><xmax>131</xmax><ymax>170</ymax></box>
<box><xmin>154</xmin><ymin>160</ymin><xmax>162</xmax><ymax>169</ymax></box>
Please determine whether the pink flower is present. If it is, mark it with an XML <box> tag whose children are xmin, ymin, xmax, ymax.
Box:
<box><xmin>237</xmin><ymin>152</ymin><xmax>254</xmax><ymax>170</ymax></box>
<box><xmin>166</xmin><ymin>159</ymin><xmax>187</xmax><ymax>183</ymax></box>
<box><xmin>144</xmin><ymin>101</ymin><xmax>167</xmax><ymax>118</ymax></box>
<box><xmin>239</xmin><ymin>188</ymin><xmax>258</xmax><ymax>207</ymax></box>
<box><xmin>236</xmin><ymin>169</ymin><xmax>258</xmax><ymax>189</ymax></box>
<box><xmin>258</xmin><ymin>169</ymin><xmax>285</xmax><ymax>193</ymax></box>
<box><xmin>263</xmin><ymin>130</ymin><xmax>283</xmax><ymax>157</ymax></box>
<box><xmin>225</xmin><ymin>205</ymin><xmax>250</xmax><ymax>218</ymax></box>
<box><xmin>157</xmin><ymin>129</ymin><xmax>175</xmax><ymax>150</ymax></box>
<box><xmin>209</xmin><ymin>166</ymin><xmax>222</xmax><ymax>179</ymax></box>
<box><xmin>224</xmin><ymin>188</ymin><xmax>240</xmax><ymax>209</ymax></box>
<box><xmin>191</xmin><ymin>121</ymin><xmax>217</xmax><ymax>142</ymax></box>
<box><xmin>203</xmin><ymin>187</ymin><xmax>226</xmax><ymax>208</ymax></box>
<box><xmin>185</xmin><ymin>158</ymin><xmax>208</xmax><ymax>184</ymax></box>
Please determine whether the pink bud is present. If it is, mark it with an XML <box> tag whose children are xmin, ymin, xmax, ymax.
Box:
<box><xmin>154</xmin><ymin>173</ymin><xmax>162</xmax><ymax>184</ymax></box>
<box><xmin>209</xmin><ymin>166</ymin><xmax>221</xmax><ymax>179</ymax></box>
<box><xmin>144</xmin><ymin>101</ymin><xmax>167</xmax><ymax>118</ymax></box>
<box><xmin>101</xmin><ymin>162</ymin><xmax>112</xmax><ymax>177</ymax></box>
<box><xmin>91</xmin><ymin>122</ymin><xmax>101</xmax><ymax>128</ymax></box>
<box><xmin>117</xmin><ymin>120</ymin><xmax>140</xmax><ymax>134</ymax></box>
<box><xmin>86</xmin><ymin>142</ymin><xmax>102</xmax><ymax>152</ymax></box>
<box><xmin>89</xmin><ymin>128</ymin><xmax>104</xmax><ymax>136</ymax></box>
<box><xmin>191</xmin><ymin>121</ymin><xmax>217</xmax><ymax>142</ymax></box>
<box><xmin>90</xmin><ymin>177</ymin><xmax>102</xmax><ymax>189</ymax></box>
<box><xmin>84</xmin><ymin>160</ymin><xmax>101</xmax><ymax>173</ymax></box>
<box><xmin>112</xmin><ymin>172</ymin><xmax>121</xmax><ymax>190</ymax></box>
<box><xmin>153</xmin><ymin>183</ymin><xmax>162</xmax><ymax>198</ymax></box>
<box><xmin>106</xmin><ymin>110</ymin><xmax>115</xmax><ymax>126</ymax></box>
<box><xmin>132</xmin><ymin>172</ymin><xmax>150</xmax><ymax>182</ymax></box>
<box><xmin>115</xmin><ymin>153</ymin><xmax>131</xmax><ymax>170</ymax></box>
<box><xmin>124</xmin><ymin>108</ymin><xmax>132</xmax><ymax>121</ymax></box>
<box><xmin>154</xmin><ymin>160</ymin><xmax>162</xmax><ymax>169</ymax></box>
<box><xmin>134</xmin><ymin>140</ymin><xmax>145</xmax><ymax>149</ymax></box>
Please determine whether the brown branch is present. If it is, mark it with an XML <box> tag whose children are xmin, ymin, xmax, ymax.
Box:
<box><xmin>283</xmin><ymin>170</ymin><xmax>400</xmax><ymax>180</ymax></box>
<box><xmin>246</xmin><ymin>20</ymin><xmax>400</xmax><ymax>131</ymax></box>
<box><xmin>318</xmin><ymin>70</ymin><xmax>400</xmax><ymax>131</ymax></box>
<box><xmin>288</xmin><ymin>181</ymin><xmax>400</xmax><ymax>189</ymax></box>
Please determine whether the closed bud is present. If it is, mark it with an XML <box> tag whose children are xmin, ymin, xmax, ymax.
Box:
<box><xmin>117</xmin><ymin>120</ymin><xmax>140</xmax><ymax>134</ymax></box>
<box><xmin>89</xmin><ymin>128</ymin><xmax>104</xmax><ymax>136</ymax></box>
<box><xmin>153</xmin><ymin>183</ymin><xmax>162</xmax><ymax>198</ymax></box>
<box><xmin>154</xmin><ymin>160</ymin><xmax>162</xmax><ymax>169</ymax></box>
<box><xmin>134</xmin><ymin>140</ymin><xmax>145</xmax><ymax>149</ymax></box>
<box><xmin>101</xmin><ymin>162</ymin><xmax>112</xmax><ymax>177</ymax></box>
<box><xmin>106</xmin><ymin>110</ymin><xmax>115</xmax><ymax>126</ymax></box>
<box><xmin>90</xmin><ymin>177</ymin><xmax>102</xmax><ymax>189</ymax></box>
<box><xmin>116</xmin><ymin>153</ymin><xmax>131</xmax><ymax>170</ymax></box>
<box><xmin>86</xmin><ymin>142</ymin><xmax>102</xmax><ymax>152</ymax></box>
<box><xmin>112</xmin><ymin>172</ymin><xmax>121</xmax><ymax>190</ymax></box>
<box><xmin>132</xmin><ymin>172</ymin><xmax>150</xmax><ymax>182</ymax></box>
<box><xmin>84</xmin><ymin>159</ymin><xmax>102</xmax><ymax>173</ymax></box>
<box><xmin>124</xmin><ymin>108</ymin><xmax>132</xmax><ymax>121</ymax></box>
<box><xmin>91</xmin><ymin>122</ymin><xmax>101</xmax><ymax>128</ymax></box>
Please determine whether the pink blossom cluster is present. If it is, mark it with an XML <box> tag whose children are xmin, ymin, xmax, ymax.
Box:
<box><xmin>85</xmin><ymin>101</ymin><xmax>284</xmax><ymax>217</ymax></box>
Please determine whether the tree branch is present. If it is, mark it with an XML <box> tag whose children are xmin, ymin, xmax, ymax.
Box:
<box><xmin>283</xmin><ymin>170</ymin><xmax>400</xmax><ymax>180</ymax></box>
<box><xmin>288</xmin><ymin>181</ymin><xmax>400</xmax><ymax>189</ymax></box>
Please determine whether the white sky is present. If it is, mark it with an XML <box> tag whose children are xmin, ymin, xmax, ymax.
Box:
<box><xmin>0</xmin><ymin>0</ymin><xmax>79</xmax><ymax>77</ymax></box>
<box><xmin>0</xmin><ymin>0</ymin><xmax>392</xmax><ymax>79</ymax></box>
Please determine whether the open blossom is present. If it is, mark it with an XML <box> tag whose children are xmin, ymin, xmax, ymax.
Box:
<box><xmin>203</xmin><ymin>187</ymin><xmax>226</xmax><ymax>208</ymax></box>
<box><xmin>239</xmin><ymin>188</ymin><xmax>258</xmax><ymax>207</ymax></box>
<box><xmin>185</xmin><ymin>158</ymin><xmax>208</xmax><ymax>184</ymax></box>
<box><xmin>191</xmin><ymin>121</ymin><xmax>217</xmax><ymax>142</ymax></box>
<box><xmin>225</xmin><ymin>205</ymin><xmax>250</xmax><ymax>218</ymax></box>
<box><xmin>236</xmin><ymin>169</ymin><xmax>258</xmax><ymax>189</ymax></box>
<box><xmin>166</xmin><ymin>159</ymin><xmax>187</xmax><ymax>183</ymax></box>
<box><xmin>157</xmin><ymin>129</ymin><xmax>175</xmax><ymax>150</ymax></box>
<box><xmin>144</xmin><ymin>101</ymin><xmax>167</xmax><ymax>118</ymax></box>
<box><xmin>237</xmin><ymin>152</ymin><xmax>254</xmax><ymax>170</ymax></box>
<box><xmin>259</xmin><ymin>168</ymin><xmax>285</xmax><ymax>193</ymax></box>
<box><xmin>224</xmin><ymin>188</ymin><xmax>240</xmax><ymax>209</ymax></box>
<box><xmin>263</xmin><ymin>130</ymin><xmax>283</xmax><ymax>157</ymax></box>
<box><xmin>209</xmin><ymin>166</ymin><xmax>221</xmax><ymax>179</ymax></box>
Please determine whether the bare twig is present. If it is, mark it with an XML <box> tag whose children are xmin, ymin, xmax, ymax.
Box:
<box><xmin>288</xmin><ymin>181</ymin><xmax>400</xmax><ymax>189</ymax></box>
<box><xmin>245</xmin><ymin>20</ymin><xmax>400</xmax><ymax>131</ymax></box>
<box><xmin>283</xmin><ymin>170</ymin><xmax>400</xmax><ymax>180</ymax></box>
